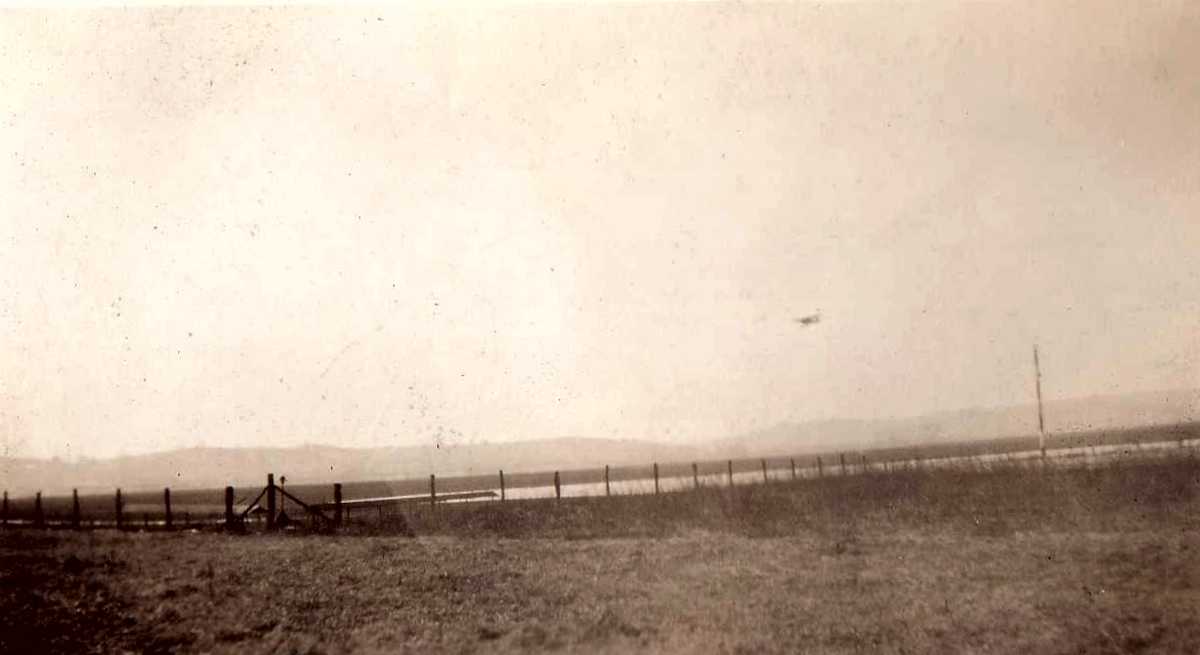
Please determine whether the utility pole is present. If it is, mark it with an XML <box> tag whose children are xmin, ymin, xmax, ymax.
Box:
<box><xmin>1034</xmin><ymin>344</ymin><xmax>1046</xmax><ymax>459</ymax></box>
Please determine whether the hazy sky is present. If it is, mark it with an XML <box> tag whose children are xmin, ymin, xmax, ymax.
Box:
<box><xmin>2</xmin><ymin>2</ymin><xmax>1198</xmax><ymax>459</ymax></box>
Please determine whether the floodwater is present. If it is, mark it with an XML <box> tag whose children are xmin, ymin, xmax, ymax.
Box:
<box><xmin>484</xmin><ymin>438</ymin><xmax>1199</xmax><ymax>501</ymax></box>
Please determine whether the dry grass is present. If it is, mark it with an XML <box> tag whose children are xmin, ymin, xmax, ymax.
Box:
<box><xmin>399</xmin><ymin>454</ymin><xmax>1200</xmax><ymax>540</ymax></box>
<box><xmin>2</xmin><ymin>455</ymin><xmax>1198</xmax><ymax>654</ymax></box>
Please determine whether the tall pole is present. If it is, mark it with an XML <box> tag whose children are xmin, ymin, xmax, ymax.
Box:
<box><xmin>333</xmin><ymin>483</ymin><xmax>343</xmax><ymax>527</ymax></box>
<box><xmin>1034</xmin><ymin>344</ymin><xmax>1046</xmax><ymax>458</ymax></box>
<box><xmin>163</xmin><ymin>488</ymin><xmax>172</xmax><ymax>531</ymax></box>
<box><xmin>266</xmin><ymin>474</ymin><xmax>276</xmax><ymax>530</ymax></box>
<box><xmin>224</xmin><ymin>486</ymin><xmax>235</xmax><ymax>530</ymax></box>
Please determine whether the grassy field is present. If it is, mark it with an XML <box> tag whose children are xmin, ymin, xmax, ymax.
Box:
<box><xmin>2</xmin><ymin>455</ymin><xmax>1198</xmax><ymax>654</ymax></box>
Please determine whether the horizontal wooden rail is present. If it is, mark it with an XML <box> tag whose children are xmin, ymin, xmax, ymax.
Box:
<box><xmin>313</xmin><ymin>489</ymin><xmax>496</xmax><ymax>511</ymax></box>
<box><xmin>274</xmin><ymin>486</ymin><xmax>336</xmax><ymax>525</ymax></box>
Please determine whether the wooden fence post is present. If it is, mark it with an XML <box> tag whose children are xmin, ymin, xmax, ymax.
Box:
<box><xmin>72</xmin><ymin>489</ymin><xmax>81</xmax><ymax>529</ymax></box>
<box><xmin>499</xmin><ymin>470</ymin><xmax>506</xmax><ymax>502</ymax></box>
<box><xmin>554</xmin><ymin>471</ymin><xmax>561</xmax><ymax>499</ymax></box>
<box><xmin>333</xmin><ymin>483</ymin><xmax>343</xmax><ymax>528</ymax></box>
<box><xmin>604</xmin><ymin>465</ymin><xmax>610</xmax><ymax>497</ymax></box>
<box><xmin>115</xmin><ymin>488</ymin><xmax>124</xmax><ymax>530</ymax></box>
<box><xmin>761</xmin><ymin>459</ymin><xmax>768</xmax><ymax>484</ymax></box>
<box><xmin>653</xmin><ymin>463</ymin><xmax>660</xmax><ymax>494</ymax></box>
<box><xmin>861</xmin><ymin>454</ymin><xmax>867</xmax><ymax>473</ymax></box>
<box><xmin>692</xmin><ymin>463</ymin><xmax>699</xmax><ymax>490</ymax></box>
<box><xmin>790</xmin><ymin>458</ymin><xmax>797</xmax><ymax>480</ymax></box>
<box><xmin>163</xmin><ymin>488</ymin><xmax>173</xmax><ymax>530</ymax></box>
<box><xmin>266</xmin><ymin>474</ymin><xmax>276</xmax><ymax>530</ymax></box>
<box><xmin>224</xmin><ymin>486</ymin><xmax>234</xmax><ymax>530</ymax></box>
<box><xmin>817</xmin><ymin>456</ymin><xmax>823</xmax><ymax>478</ymax></box>
<box><xmin>728</xmin><ymin>460</ymin><xmax>734</xmax><ymax>487</ymax></box>
<box><xmin>429</xmin><ymin>474</ymin><xmax>437</xmax><ymax>508</ymax></box>
<box><xmin>143</xmin><ymin>513</ymin><xmax>149</xmax><ymax>530</ymax></box>
<box><xmin>2</xmin><ymin>490</ymin><xmax>8</xmax><ymax>528</ymax></box>
<box><xmin>840</xmin><ymin>454</ymin><xmax>847</xmax><ymax>476</ymax></box>
<box><xmin>34</xmin><ymin>491</ymin><xmax>44</xmax><ymax>528</ymax></box>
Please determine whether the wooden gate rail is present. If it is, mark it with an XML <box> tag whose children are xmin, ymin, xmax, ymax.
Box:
<box><xmin>274</xmin><ymin>485</ymin><xmax>335</xmax><ymax>526</ymax></box>
<box><xmin>238</xmin><ymin>486</ymin><xmax>271</xmax><ymax>521</ymax></box>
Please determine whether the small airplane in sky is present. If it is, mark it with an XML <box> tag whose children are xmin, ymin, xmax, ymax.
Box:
<box><xmin>794</xmin><ymin>313</ymin><xmax>822</xmax><ymax>327</ymax></box>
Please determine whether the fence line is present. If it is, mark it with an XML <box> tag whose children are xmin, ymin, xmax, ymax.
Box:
<box><xmin>2</xmin><ymin>436</ymin><xmax>1196</xmax><ymax>532</ymax></box>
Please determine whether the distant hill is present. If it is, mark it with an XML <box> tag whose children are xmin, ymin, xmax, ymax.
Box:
<box><xmin>3</xmin><ymin>388</ymin><xmax>1196</xmax><ymax>497</ymax></box>
<box><xmin>709</xmin><ymin>388</ymin><xmax>1200</xmax><ymax>457</ymax></box>
<box><xmin>0</xmin><ymin>438</ymin><xmax>704</xmax><ymax>497</ymax></box>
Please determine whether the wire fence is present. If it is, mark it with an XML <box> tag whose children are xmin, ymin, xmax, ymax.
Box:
<box><xmin>3</xmin><ymin>431</ymin><xmax>1197</xmax><ymax>532</ymax></box>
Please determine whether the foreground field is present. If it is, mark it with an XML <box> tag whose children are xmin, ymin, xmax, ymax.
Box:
<box><xmin>3</xmin><ymin>457</ymin><xmax>1199</xmax><ymax>654</ymax></box>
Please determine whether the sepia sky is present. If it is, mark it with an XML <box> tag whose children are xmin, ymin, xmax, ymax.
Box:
<box><xmin>2</xmin><ymin>2</ymin><xmax>1198</xmax><ymax>459</ymax></box>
